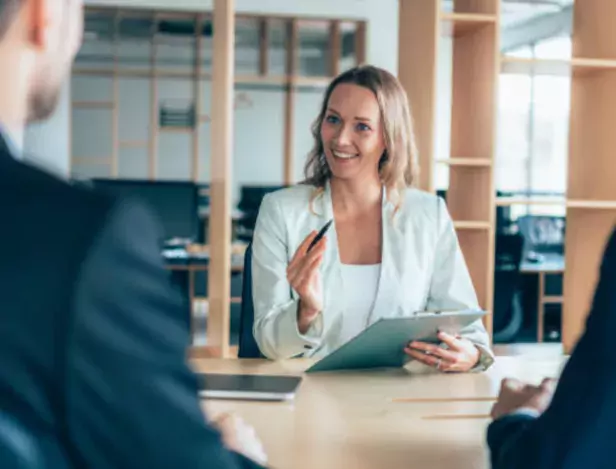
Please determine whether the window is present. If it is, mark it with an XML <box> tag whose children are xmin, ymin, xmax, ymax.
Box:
<box><xmin>497</xmin><ymin>38</ymin><xmax>571</xmax><ymax>218</ymax></box>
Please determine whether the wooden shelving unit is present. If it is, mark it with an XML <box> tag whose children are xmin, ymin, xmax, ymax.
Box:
<box><xmin>495</xmin><ymin>0</ymin><xmax>616</xmax><ymax>350</ymax></box>
<box><xmin>401</xmin><ymin>0</ymin><xmax>616</xmax><ymax>350</ymax></box>
<box><xmin>399</xmin><ymin>0</ymin><xmax>499</xmax><ymax>338</ymax></box>
<box><xmin>562</xmin><ymin>0</ymin><xmax>616</xmax><ymax>353</ymax></box>
<box><xmin>72</xmin><ymin>7</ymin><xmax>366</xmax><ymax>186</ymax></box>
<box><xmin>445</xmin><ymin>1</ymin><xmax>498</xmax><ymax>340</ymax></box>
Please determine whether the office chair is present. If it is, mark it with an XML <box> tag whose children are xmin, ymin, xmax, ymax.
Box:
<box><xmin>492</xmin><ymin>232</ymin><xmax>525</xmax><ymax>343</ymax></box>
<box><xmin>238</xmin><ymin>243</ymin><xmax>265</xmax><ymax>358</ymax></box>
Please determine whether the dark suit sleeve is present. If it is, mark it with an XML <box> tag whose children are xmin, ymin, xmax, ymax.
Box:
<box><xmin>487</xmin><ymin>229</ymin><xmax>616</xmax><ymax>469</ymax></box>
<box><xmin>64</xmin><ymin>199</ymin><xmax>265</xmax><ymax>469</ymax></box>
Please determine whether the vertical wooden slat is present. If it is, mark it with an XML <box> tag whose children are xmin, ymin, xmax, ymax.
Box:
<box><xmin>191</xmin><ymin>15</ymin><xmax>203</xmax><ymax>346</ymax></box>
<box><xmin>189</xmin><ymin>270</ymin><xmax>195</xmax><ymax>344</ymax></box>
<box><xmin>259</xmin><ymin>19</ymin><xmax>269</xmax><ymax>76</ymax></box>
<box><xmin>69</xmin><ymin>76</ymin><xmax>74</xmax><ymax>175</ymax></box>
<box><xmin>193</xmin><ymin>14</ymin><xmax>203</xmax><ymax>182</ymax></box>
<box><xmin>149</xmin><ymin>14</ymin><xmax>158</xmax><ymax>180</ymax></box>
<box><xmin>448</xmin><ymin>0</ymin><xmax>500</xmax><ymax>338</ymax></box>
<box><xmin>283</xmin><ymin>19</ymin><xmax>298</xmax><ymax>186</ymax></box>
<box><xmin>329</xmin><ymin>20</ymin><xmax>341</xmax><ymax>77</ymax></box>
<box><xmin>397</xmin><ymin>0</ymin><xmax>439</xmax><ymax>193</ymax></box>
<box><xmin>537</xmin><ymin>272</ymin><xmax>545</xmax><ymax>343</ymax></box>
<box><xmin>207</xmin><ymin>0</ymin><xmax>235</xmax><ymax>358</ymax></box>
<box><xmin>484</xmin><ymin>0</ymin><xmax>500</xmax><ymax>342</ymax></box>
<box><xmin>111</xmin><ymin>10</ymin><xmax>120</xmax><ymax>177</ymax></box>
<box><xmin>355</xmin><ymin>21</ymin><xmax>367</xmax><ymax>66</ymax></box>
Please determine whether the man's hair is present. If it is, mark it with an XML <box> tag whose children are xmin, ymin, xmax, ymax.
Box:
<box><xmin>0</xmin><ymin>0</ymin><xmax>23</xmax><ymax>40</ymax></box>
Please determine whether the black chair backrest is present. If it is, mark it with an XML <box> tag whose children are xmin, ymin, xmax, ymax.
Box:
<box><xmin>493</xmin><ymin>233</ymin><xmax>525</xmax><ymax>340</ymax></box>
<box><xmin>238</xmin><ymin>243</ymin><xmax>265</xmax><ymax>358</ymax></box>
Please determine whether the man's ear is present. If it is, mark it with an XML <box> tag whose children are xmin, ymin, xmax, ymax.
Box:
<box><xmin>27</xmin><ymin>0</ymin><xmax>51</xmax><ymax>49</ymax></box>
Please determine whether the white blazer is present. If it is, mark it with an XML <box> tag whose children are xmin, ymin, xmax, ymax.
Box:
<box><xmin>251</xmin><ymin>182</ymin><xmax>494</xmax><ymax>370</ymax></box>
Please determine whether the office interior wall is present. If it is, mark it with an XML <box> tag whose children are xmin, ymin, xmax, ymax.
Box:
<box><xmin>86</xmin><ymin>0</ymin><xmax>399</xmax><ymax>74</ymax></box>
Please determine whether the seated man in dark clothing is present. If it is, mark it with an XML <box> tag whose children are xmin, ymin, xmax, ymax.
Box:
<box><xmin>488</xmin><ymin>227</ymin><xmax>616</xmax><ymax>469</ymax></box>
<box><xmin>0</xmin><ymin>1</ymin><xmax>266</xmax><ymax>467</ymax></box>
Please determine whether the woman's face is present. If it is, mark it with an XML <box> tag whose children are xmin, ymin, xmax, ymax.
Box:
<box><xmin>320</xmin><ymin>83</ymin><xmax>386</xmax><ymax>183</ymax></box>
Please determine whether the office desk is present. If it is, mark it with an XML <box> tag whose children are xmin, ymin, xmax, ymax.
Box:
<box><xmin>520</xmin><ymin>253</ymin><xmax>565</xmax><ymax>274</ymax></box>
<box><xmin>196</xmin><ymin>356</ymin><xmax>567</xmax><ymax>469</ymax></box>
<box><xmin>520</xmin><ymin>253</ymin><xmax>565</xmax><ymax>342</ymax></box>
<box><xmin>165</xmin><ymin>247</ymin><xmax>246</xmax><ymax>343</ymax></box>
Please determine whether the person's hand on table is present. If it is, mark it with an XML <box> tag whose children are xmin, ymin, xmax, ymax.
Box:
<box><xmin>212</xmin><ymin>413</ymin><xmax>268</xmax><ymax>466</ymax></box>
<box><xmin>404</xmin><ymin>331</ymin><xmax>480</xmax><ymax>372</ymax></box>
<box><xmin>286</xmin><ymin>230</ymin><xmax>327</xmax><ymax>334</ymax></box>
<box><xmin>490</xmin><ymin>377</ymin><xmax>557</xmax><ymax>420</ymax></box>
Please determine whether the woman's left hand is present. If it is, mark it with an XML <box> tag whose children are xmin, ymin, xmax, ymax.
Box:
<box><xmin>404</xmin><ymin>331</ymin><xmax>480</xmax><ymax>373</ymax></box>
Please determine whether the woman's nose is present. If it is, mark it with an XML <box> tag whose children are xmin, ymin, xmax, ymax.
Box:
<box><xmin>334</xmin><ymin>124</ymin><xmax>353</xmax><ymax>146</ymax></box>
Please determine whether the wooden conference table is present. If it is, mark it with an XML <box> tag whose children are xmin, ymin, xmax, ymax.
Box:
<box><xmin>196</xmin><ymin>354</ymin><xmax>567</xmax><ymax>469</ymax></box>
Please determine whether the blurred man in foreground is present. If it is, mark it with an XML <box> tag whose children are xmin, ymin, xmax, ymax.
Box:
<box><xmin>0</xmin><ymin>1</ymin><xmax>266</xmax><ymax>467</ymax></box>
<box><xmin>488</xmin><ymin>228</ymin><xmax>616</xmax><ymax>469</ymax></box>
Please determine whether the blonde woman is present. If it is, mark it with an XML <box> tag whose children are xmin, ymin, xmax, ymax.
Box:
<box><xmin>251</xmin><ymin>65</ymin><xmax>494</xmax><ymax>372</ymax></box>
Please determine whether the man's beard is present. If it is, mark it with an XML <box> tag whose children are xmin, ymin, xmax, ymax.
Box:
<box><xmin>26</xmin><ymin>55</ymin><xmax>68</xmax><ymax>123</ymax></box>
<box><xmin>27</xmin><ymin>77</ymin><xmax>63</xmax><ymax>123</ymax></box>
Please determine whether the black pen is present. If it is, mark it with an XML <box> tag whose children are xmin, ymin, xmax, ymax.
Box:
<box><xmin>307</xmin><ymin>219</ymin><xmax>333</xmax><ymax>252</ymax></box>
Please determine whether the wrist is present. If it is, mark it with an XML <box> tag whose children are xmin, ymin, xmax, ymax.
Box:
<box><xmin>297</xmin><ymin>301</ymin><xmax>319</xmax><ymax>334</ymax></box>
<box><xmin>472</xmin><ymin>345</ymin><xmax>481</xmax><ymax>365</ymax></box>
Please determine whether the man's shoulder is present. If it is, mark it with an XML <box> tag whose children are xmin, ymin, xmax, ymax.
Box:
<box><xmin>0</xmin><ymin>159</ymin><xmax>124</xmax><ymax>255</ymax></box>
<box><xmin>5</xmin><ymin>159</ymin><xmax>115</xmax><ymax>221</ymax></box>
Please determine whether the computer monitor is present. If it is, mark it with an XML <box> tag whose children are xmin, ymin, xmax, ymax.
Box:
<box><xmin>516</xmin><ymin>214</ymin><xmax>565</xmax><ymax>256</ymax></box>
<box><xmin>89</xmin><ymin>179</ymin><xmax>200</xmax><ymax>243</ymax></box>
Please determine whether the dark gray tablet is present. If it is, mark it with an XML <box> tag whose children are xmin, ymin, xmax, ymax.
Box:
<box><xmin>306</xmin><ymin>310</ymin><xmax>487</xmax><ymax>373</ymax></box>
<box><xmin>199</xmin><ymin>373</ymin><xmax>302</xmax><ymax>401</ymax></box>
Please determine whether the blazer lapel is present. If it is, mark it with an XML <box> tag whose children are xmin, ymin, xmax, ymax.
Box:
<box><xmin>312</xmin><ymin>182</ymin><xmax>346</xmax><ymax>337</ymax></box>
<box><xmin>366</xmin><ymin>189</ymin><xmax>405</xmax><ymax>325</ymax></box>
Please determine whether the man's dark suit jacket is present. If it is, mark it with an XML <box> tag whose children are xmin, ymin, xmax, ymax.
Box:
<box><xmin>488</xmin><ymin>227</ymin><xmax>616</xmax><ymax>469</ymax></box>
<box><xmin>0</xmin><ymin>134</ymin><xmax>264</xmax><ymax>468</ymax></box>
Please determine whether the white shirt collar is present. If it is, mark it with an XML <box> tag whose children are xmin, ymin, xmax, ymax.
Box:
<box><xmin>0</xmin><ymin>123</ymin><xmax>24</xmax><ymax>158</ymax></box>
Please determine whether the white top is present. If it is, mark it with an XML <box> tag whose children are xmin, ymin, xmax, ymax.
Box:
<box><xmin>0</xmin><ymin>123</ymin><xmax>23</xmax><ymax>157</ymax></box>
<box><xmin>337</xmin><ymin>264</ymin><xmax>382</xmax><ymax>347</ymax></box>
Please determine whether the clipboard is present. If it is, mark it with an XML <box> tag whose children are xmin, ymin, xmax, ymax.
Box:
<box><xmin>305</xmin><ymin>309</ymin><xmax>487</xmax><ymax>373</ymax></box>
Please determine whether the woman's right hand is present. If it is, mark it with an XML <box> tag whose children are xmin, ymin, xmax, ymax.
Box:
<box><xmin>286</xmin><ymin>230</ymin><xmax>327</xmax><ymax>334</ymax></box>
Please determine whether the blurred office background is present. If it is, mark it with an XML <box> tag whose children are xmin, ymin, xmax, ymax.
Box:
<box><xmin>23</xmin><ymin>0</ymin><xmax>614</xmax><ymax>356</ymax></box>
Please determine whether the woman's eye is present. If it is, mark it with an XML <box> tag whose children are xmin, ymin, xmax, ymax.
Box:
<box><xmin>356</xmin><ymin>123</ymin><xmax>371</xmax><ymax>131</ymax></box>
<box><xmin>325</xmin><ymin>115</ymin><xmax>340</xmax><ymax>124</ymax></box>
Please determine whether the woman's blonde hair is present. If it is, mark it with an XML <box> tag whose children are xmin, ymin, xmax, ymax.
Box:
<box><xmin>303</xmin><ymin>65</ymin><xmax>419</xmax><ymax>209</ymax></box>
